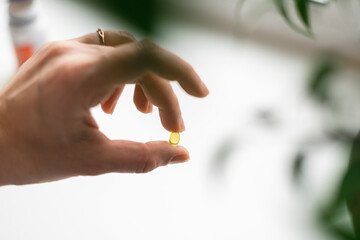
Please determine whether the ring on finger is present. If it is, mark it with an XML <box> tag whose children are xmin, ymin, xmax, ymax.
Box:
<box><xmin>97</xmin><ymin>28</ymin><xmax>105</xmax><ymax>45</ymax></box>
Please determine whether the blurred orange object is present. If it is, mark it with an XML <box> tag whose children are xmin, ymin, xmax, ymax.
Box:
<box><xmin>9</xmin><ymin>0</ymin><xmax>47</xmax><ymax>67</ymax></box>
<box><xmin>14</xmin><ymin>44</ymin><xmax>34</xmax><ymax>66</ymax></box>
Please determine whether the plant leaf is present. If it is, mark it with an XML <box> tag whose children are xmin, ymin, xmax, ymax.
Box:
<box><xmin>308</xmin><ymin>56</ymin><xmax>338</xmax><ymax>103</ymax></box>
<box><xmin>273</xmin><ymin>0</ymin><xmax>292</xmax><ymax>25</ymax></box>
<box><xmin>273</xmin><ymin>0</ymin><xmax>313</xmax><ymax>37</ymax></box>
<box><xmin>295</xmin><ymin>0</ymin><xmax>311</xmax><ymax>29</ymax></box>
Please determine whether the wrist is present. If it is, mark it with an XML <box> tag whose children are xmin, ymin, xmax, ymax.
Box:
<box><xmin>0</xmin><ymin>98</ymin><xmax>10</xmax><ymax>186</ymax></box>
<box><xmin>0</xmin><ymin>100</ymin><xmax>5</xmax><ymax>186</ymax></box>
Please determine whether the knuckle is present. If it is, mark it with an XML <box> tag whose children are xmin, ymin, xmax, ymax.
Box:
<box><xmin>140</xmin><ymin>157</ymin><xmax>157</xmax><ymax>173</ymax></box>
<box><xmin>118</xmin><ymin>30</ymin><xmax>136</xmax><ymax>42</ymax></box>
<box><xmin>47</xmin><ymin>41</ymin><xmax>74</xmax><ymax>56</ymax></box>
<box><xmin>40</xmin><ymin>41</ymin><xmax>76</xmax><ymax>60</ymax></box>
<box><xmin>97</xmin><ymin>48</ymin><xmax>111</xmax><ymax>64</ymax></box>
<box><xmin>185</xmin><ymin>63</ymin><xmax>195</xmax><ymax>73</ymax></box>
<box><xmin>38</xmin><ymin>41</ymin><xmax>53</xmax><ymax>52</ymax></box>
<box><xmin>137</xmin><ymin>39</ymin><xmax>158</xmax><ymax>59</ymax></box>
<box><xmin>137</xmin><ymin>144</ymin><xmax>157</xmax><ymax>173</ymax></box>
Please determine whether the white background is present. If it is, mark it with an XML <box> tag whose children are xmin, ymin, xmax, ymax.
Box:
<box><xmin>0</xmin><ymin>0</ymin><xmax>350</xmax><ymax>239</ymax></box>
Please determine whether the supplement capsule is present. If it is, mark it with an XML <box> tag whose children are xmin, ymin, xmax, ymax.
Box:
<box><xmin>169</xmin><ymin>132</ymin><xmax>180</xmax><ymax>146</ymax></box>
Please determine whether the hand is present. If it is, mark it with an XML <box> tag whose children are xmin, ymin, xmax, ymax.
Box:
<box><xmin>0</xmin><ymin>30</ymin><xmax>209</xmax><ymax>186</ymax></box>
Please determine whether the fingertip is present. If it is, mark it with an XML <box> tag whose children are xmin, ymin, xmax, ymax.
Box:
<box><xmin>162</xmin><ymin>123</ymin><xmax>185</xmax><ymax>133</ymax></box>
<box><xmin>136</xmin><ymin>104</ymin><xmax>152</xmax><ymax>114</ymax></box>
<box><xmin>145</xmin><ymin>102</ymin><xmax>153</xmax><ymax>113</ymax></box>
<box><xmin>170</xmin><ymin>152</ymin><xmax>190</xmax><ymax>164</ymax></box>
<box><xmin>192</xmin><ymin>72</ymin><xmax>209</xmax><ymax>97</ymax></box>
<box><xmin>183</xmin><ymin>82</ymin><xmax>209</xmax><ymax>98</ymax></box>
<box><xmin>146</xmin><ymin>141</ymin><xmax>189</xmax><ymax>163</ymax></box>
<box><xmin>180</xmin><ymin>118</ymin><xmax>186</xmax><ymax>132</ymax></box>
<box><xmin>172</xmin><ymin>145</ymin><xmax>189</xmax><ymax>163</ymax></box>
<box><xmin>134</xmin><ymin>84</ymin><xmax>153</xmax><ymax>114</ymax></box>
<box><xmin>110</xmin><ymin>103</ymin><xmax>116</xmax><ymax>114</ymax></box>
<box><xmin>202</xmin><ymin>84</ymin><xmax>210</xmax><ymax>97</ymax></box>
<box><xmin>101</xmin><ymin>103</ymin><xmax>114</xmax><ymax>114</ymax></box>
<box><xmin>197</xmin><ymin>80</ymin><xmax>209</xmax><ymax>97</ymax></box>
<box><xmin>159</xmin><ymin>111</ymin><xmax>185</xmax><ymax>133</ymax></box>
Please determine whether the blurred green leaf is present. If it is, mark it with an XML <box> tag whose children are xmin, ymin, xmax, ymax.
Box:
<box><xmin>292</xmin><ymin>151</ymin><xmax>305</xmax><ymax>184</ymax></box>
<box><xmin>273</xmin><ymin>0</ymin><xmax>313</xmax><ymax>37</ymax></box>
<box><xmin>319</xmin><ymin>132</ymin><xmax>360</xmax><ymax>240</ymax></box>
<box><xmin>345</xmin><ymin>132</ymin><xmax>360</xmax><ymax>238</ymax></box>
<box><xmin>273</xmin><ymin>0</ymin><xmax>290</xmax><ymax>22</ymax></box>
<box><xmin>295</xmin><ymin>0</ymin><xmax>311</xmax><ymax>29</ymax></box>
<box><xmin>308</xmin><ymin>56</ymin><xmax>338</xmax><ymax>103</ymax></box>
<box><xmin>209</xmin><ymin>136</ymin><xmax>238</xmax><ymax>179</ymax></box>
<box><xmin>76</xmin><ymin>0</ymin><xmax>162</xmax><ymax>35</ymax></box>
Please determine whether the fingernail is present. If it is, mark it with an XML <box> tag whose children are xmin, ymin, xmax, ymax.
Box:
<box><xmin>202</xmin><ymin>83</ymin><xmax>209</xmax><ymax>96</ymax></box>
<box><xmin>180</xmin><ymin>118</ymin><xmax>186</xmax><ymax>132</ymax></box>
<box><xmin>171</xmin><ymin>154</ymin><xmax>189</xmax><ymax>164</ymax></box>
<box><xmin>146</xmin><ymin>103</ymin><xmax>153</xmax><ymax>113</ymax></box>
<box><xmin>110</xmin><ymin>102</ymin><xmax>117</xmax><ymax>115</ymax></box>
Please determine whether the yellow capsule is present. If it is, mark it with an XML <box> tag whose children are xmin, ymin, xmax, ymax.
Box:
<box><xmin>169</xmin><ymin>132</ymin><xmax>180</xmax><ymax>146</ymax></box>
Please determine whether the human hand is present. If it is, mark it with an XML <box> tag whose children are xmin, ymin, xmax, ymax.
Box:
<box><xmin>0</xmin><ymin>30</ymin><xmax>208</xmax><ymax>186</ymax></box>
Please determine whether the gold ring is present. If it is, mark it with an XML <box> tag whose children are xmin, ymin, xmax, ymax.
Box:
<box><xmin>97</xmin><ymin>28</ymin><xmax>105</xmax><ymax>45</ymax></box>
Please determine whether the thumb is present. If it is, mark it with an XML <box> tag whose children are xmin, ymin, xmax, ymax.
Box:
<box><xmin>84</xmin><ymin>140</ymin><xmax>189</xmax><ymax>175</ymax></box>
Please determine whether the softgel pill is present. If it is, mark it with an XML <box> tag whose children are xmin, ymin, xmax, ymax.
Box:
<box><xmin>169</xmin><ymin>132</ymin><xmax>180</xmax><ymax>146</ymax></box>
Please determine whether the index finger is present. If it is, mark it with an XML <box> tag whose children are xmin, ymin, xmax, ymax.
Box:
<box><xmin>93</xmin><ymin>40</ymin><xmax>209</xmax><ymax>98</ymax></box>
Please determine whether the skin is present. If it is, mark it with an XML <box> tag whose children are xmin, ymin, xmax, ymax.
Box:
<box><xmin>0</xmin><ymin>30</ymin><xmax>209</xmax><ymax>186</ymax></box>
